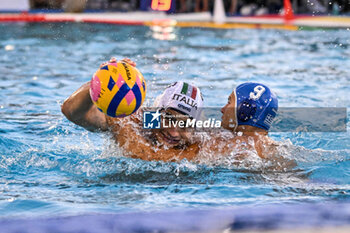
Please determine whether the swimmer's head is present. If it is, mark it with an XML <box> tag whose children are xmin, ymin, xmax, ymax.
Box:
<box><xmin>221</xmin><ymin>82</ymin><xmax>278</xmax><ymax>132</ymax></box>
<box><xmin>154</xmin><ymin>81</ymin><xmax>204</xmax><ymax>120</ymax></box>
<box><xmin>153</xmin><ymin>81</ymin><xmax>204</xmax><ymax>147</ymax></box>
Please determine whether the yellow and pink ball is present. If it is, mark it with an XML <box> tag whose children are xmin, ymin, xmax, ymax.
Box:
<box><xmin>90</xmin><ymin>62</ymin><xmax>147</xmax><ymax>118</ymax></box>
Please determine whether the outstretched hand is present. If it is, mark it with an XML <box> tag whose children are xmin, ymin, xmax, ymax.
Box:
<box><xmin>100</xmin><ymin>57</ymin><xmax>136</xmax><ymax>68</ymax></box>
<box><xmin>121</xmin><ymin>58</ymin><xmax>136</xmax><ymax>67</ymax></box>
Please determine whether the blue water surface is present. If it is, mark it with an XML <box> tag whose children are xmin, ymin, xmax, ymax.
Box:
<box><xmin>0</xmin><ymin>23</ymin><xmax>349</xmax><ymax>219</ymax></box>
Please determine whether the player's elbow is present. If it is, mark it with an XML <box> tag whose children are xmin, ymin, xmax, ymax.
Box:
<box><xmin>61</xmin><ymin>99</ymin><xmax>76</xmax><ymax>123</ymax></box>
<box><xmin>61</xmin><ymin>100</ymin><xmax>108</xmax><ymax>132</ymax></box>
<box><xmin>61</xmin><ymin>102</ymin><xmax>89</xmax><ymax>130</ymax></box>
<box><xmin>61</xmin><ymin>100</ymin><xmax>68</xmax><ymax>116</ymax></box>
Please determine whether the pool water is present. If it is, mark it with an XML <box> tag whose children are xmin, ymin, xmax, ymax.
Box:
<box><xmin>0</xmin><ymin>23</ymin><xmax>349</xmax><ymax>220</ymax></box>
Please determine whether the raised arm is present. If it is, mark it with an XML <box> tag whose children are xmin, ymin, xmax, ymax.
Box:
<box><xmin>61</xmin><ymin>81</ymin><xmax>108</xmax><ymax>132</ymax></box>
<box><xmin>61</xmin><ymin>57</ymin><xmax>137</xmax><ymax>132</ymax></box>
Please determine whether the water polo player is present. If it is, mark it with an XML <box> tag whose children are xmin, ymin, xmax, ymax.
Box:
<box><xmin>61</xmin><ymin>58</ymin><xmax>204</xmax><ymax>161</ymax></box>
<box><xmin>217</xmin><ymin>82</ymin><xmax>295</xmax><ymax>168</ymax></box>
<box><xmin>218</xmin><ymin>82</ymin><xmax>279</xmax><ymax>159</ymax></box>
<box><xmin>221</xmin><ymin>82</ymin><xmax>278</xmax><ymax>134</ymax></box>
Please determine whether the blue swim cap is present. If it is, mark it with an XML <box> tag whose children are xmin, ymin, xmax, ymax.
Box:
<box><xmin>234</xmin><ymin>82</ymin><xmax>278</xmax><ymax>131</ymax></box>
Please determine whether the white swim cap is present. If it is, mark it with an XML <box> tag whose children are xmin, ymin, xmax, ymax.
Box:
<box><xmin>154</xmin><ymin>81</ymin><xmax>204</xmax><ymax>120</ymax></box>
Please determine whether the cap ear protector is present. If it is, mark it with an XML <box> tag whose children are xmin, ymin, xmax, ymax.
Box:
<box><xmin>237</xmin><ymin>99</ymin><xmax>257</xmax><ymax>122</ymax></box>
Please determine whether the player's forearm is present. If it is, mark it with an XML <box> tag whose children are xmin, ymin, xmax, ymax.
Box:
<box><xmin>61</xmin><ymin>81</ymin><xmax>93</xmax><ymax>123</ymax></box>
